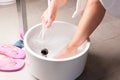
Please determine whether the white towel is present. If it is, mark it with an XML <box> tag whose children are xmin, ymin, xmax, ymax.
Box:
<box><xmin>0</xmin><ymin>0</ymin><xmax>15</xmax><ymax>5</ymax></box>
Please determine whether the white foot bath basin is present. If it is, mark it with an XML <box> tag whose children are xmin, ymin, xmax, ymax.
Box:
<box><xmin>24</xmin><ymin>21</ymin><xmax>90</xmax><ymax>80</ymax></box>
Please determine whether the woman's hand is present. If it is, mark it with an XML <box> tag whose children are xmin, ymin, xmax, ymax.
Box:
<box><xmin>41</xmin><ymin>0</ymin><xmax>67</xmax><ymax>28</ymax></box>
<box><xmin>41</xmin><ymin>6</ymin><xmax>57</xmax><ymax>28</ymax></box>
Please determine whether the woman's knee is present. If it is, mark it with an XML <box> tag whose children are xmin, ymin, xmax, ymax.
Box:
<box><xmin>87</xmin><ymin>0</ymin><xmax>101</xmax><ymax>6</ymax></box>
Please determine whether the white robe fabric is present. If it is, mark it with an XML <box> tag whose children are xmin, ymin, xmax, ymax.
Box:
<box><xmin>72</xmin><ymin>0</ymin><xmax>120</xmax><ymax>19</ymax></box>
<box><xmin>72</xmin><ymin>0</ymin><xmax>87</xmax><ymax>18</ymax></box>
<box><xmin>100</xmin><ymin>0</ymin><xmax>120</xmax><ymax>18</ymax></box>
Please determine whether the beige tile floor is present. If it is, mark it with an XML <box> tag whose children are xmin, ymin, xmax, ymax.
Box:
<box><xmin>0</xmin><ymin>0</ymin><xmax>120</xmax><ymax>80</ymax></box>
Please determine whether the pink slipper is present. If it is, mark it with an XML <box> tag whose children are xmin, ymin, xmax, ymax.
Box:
<box><xmin>0</xmin><ymin>58</ymin><xmax>25</xmax><ymax>72</ymax></box>
<box><xmin>0</xmin><ymin>45</ymin><xmax>26</xmax><ymax>59</ymax></box>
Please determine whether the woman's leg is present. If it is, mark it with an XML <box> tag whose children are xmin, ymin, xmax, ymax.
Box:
<box><xmin>54</xmin><ymin>0</ymin><xmax>106</xmax><ymax>59</ymax></box>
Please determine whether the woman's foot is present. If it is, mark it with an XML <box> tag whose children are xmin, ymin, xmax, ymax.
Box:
<box><xmin>54</xmin><ymin>45</ymin><xmax>78</xmax><ymax>59</ymax></box>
